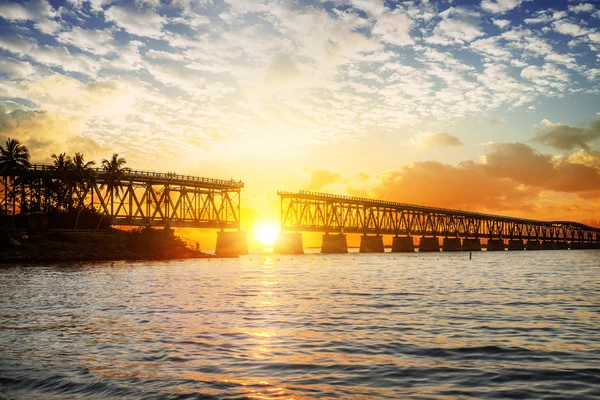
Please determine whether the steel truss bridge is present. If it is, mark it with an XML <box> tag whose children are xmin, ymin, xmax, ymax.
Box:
<box><xmin>278</xmin><ymin>191</ymin><xmax>600</xmax><ymax>243</ymax></box>
<box><xmin>2</xmin><ymin>164</ymin><xmax>243</xmax><ymax>229</ymax></box>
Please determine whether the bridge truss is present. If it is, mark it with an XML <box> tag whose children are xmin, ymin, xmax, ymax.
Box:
<box><xmin>2</xmin><ymin>164</ymin><xmax>243</xmax><ymax>229</ymax></box>
<box><xmin>278</xmin><ymin>191</ymin><xmax>600</xmax><ymax>243</ymax></box>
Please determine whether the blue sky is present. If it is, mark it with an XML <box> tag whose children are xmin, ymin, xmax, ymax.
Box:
<box><xmin>0</xmin><ymin>0</ymin><xmax>599</xmax><ymax>222</ymax></box>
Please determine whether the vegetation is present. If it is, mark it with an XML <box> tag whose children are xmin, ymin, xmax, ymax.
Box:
<box><xmin>0</xmin><ymin>138</ymin><xmax>214</xmax><ymax>261</ymax></box>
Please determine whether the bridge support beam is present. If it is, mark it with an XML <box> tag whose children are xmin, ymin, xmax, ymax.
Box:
<box><xmin>462</xmin><ymin>238</ymin><xmax>481</xmax><ymax>251</ymax></box>
<box><xmin>542</xmin><ymin>241</ymin><xmax>557</xmax><ymax>250</ymax></box>
<box><xmin>571</xmin><ymin>242</ymin><xmax>597</xmax><ymax>250</ymax></box>
<box><xmin>419</xmin><ymin>237</ymin><xmax>440</xmax><ymax>252</ymax></box>
<box><xmin>442</xmin><ymin>237</ymin><xmax>462</xmax><ymax>252</ymax></box>
<box><xmin>526</xmin><ymin>240</ymin><xmax>541</xmax><ymax>250</ymax></box>
<box><xmin>321</xmin><ymin>233</ymin><xmax>348</xmax><ymax>254</ymax></box>
<box><xmin>508</xmin><ymin>240</ymin><xmax>525</xmax><ymax>251</ymax></box>
<box><xmin>392</xmin><ymin>236</ymin><xmax>414</xmax><ymax>252</ymax></box>
<box><xmin>274</xmin><ymin>232</ymin><xmax>304</xmax><ymax>254</ymax></box>
<box><xmin>215</xmin><ymin>231</ymin><xmax>248</xmax><ymax>256</ymax></box>
<box><xmin>359</xmin><ymin>235</ymin><xmax>384</xmax><ymax>253</ymax></box>
<box><xmin>487</xmin><ymin>239</ymin><xmax>505</xmax><ymax>251</ymax></box>
<box><xmin>556</xmin><ymin>241</ymin><xmax>569</xmax><ymax>250</ymax></box>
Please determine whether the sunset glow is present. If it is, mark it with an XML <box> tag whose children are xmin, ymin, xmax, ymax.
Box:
<box><xmin>253</xmin><ymin>222</ymin><xmax>280</xmax><ymax>247</ymax></box>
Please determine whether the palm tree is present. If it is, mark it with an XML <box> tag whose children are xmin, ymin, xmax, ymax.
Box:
<box><xmin>0</xmin><ymin>138</ymin><xmax>31</xmax><ymax>218</ymax></box>
<box><xmin>50</xmin><ymin>153</ymin><xmax>74</xmax><ymax>213</ymax></box>
<box><xmin>72</xmin><ymin>153</ymin><xmax>95</xmax><ymax>230</ymax></box>
<box><xmin>101</xmin><ymin>153</ymin><xmax>129</xmax><ymax>224</ymax></box>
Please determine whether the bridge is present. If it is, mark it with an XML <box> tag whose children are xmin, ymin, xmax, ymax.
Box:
<box><xmin>1</xmin><ymin>164</ymin><xmax>247</xmax><ymax>254</ymax></box>
<box><xmin>275</xmin><ymin>190</ymin><xmax>600</xmax><ymax>253</ymax></box>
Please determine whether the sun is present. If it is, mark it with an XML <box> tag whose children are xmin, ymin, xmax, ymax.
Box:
<box><xmin>253</xmin><ymin>222</ymin><xmax>279</xmax><ymax>246</ymax></box>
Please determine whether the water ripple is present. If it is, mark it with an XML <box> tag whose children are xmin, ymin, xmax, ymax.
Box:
<box><xmin>1</xmin><ymin>251</ymin><xmax>600</xmax><ymax>399</ymax></box>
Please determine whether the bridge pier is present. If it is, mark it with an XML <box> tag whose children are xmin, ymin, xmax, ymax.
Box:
<box><xmin>274</xmin><ymin>232</ymin><xmax>304</xmax><ymax>254</ymax></box>
<box><xmin>215</xmin><ymin>231</ymin><xmax>248</xmax><ymax>256</ymax></box>
<box><xmin>442</xmin><ymin>237</ymin><xmax>462</xmax><ymax>252</ymax></box>
<box><xmin>556</xmin><ymin>241</ymin><xmax>569</xmax><ymax>250</ymax></box>
<box><xmin>321</xmin><ymin>233</ymin><xmax>348</xmax><ymax>253</ymax></box>
<box><xmin>359</xmin><ymin>235</ymin><xmax>384</xmax><ymax>253</ymax></box>
<box><xmin>542</xmin><ymin>241</ymin><xmax>557</xmax><ymax>250</ymax></box>
<box><xmin>392</xmin><ymin>236</ymin><xmax>414</xmax><ymax>252</ymax></box>
<box><xmin>487</xmin><ymin>239</ymin><xmax>505</xmax><ymax>251</ymax></box>
<box><xmin>462</xmin><ymin>238</ymin><xmax>481</xmax><ymax>251</ymax></box>
<box><xmin>526</xmin><ymin>240</ymin><xmax>541</xmax><ymax>250</ymax></box>
<box><xmin>419</xmin><ymin>237</ymin><xmax>440</xmax><ymax>252</ymax></box>
<box><xmin>508</xmin><ymin>239</ymin><xmax>524</xmax><ymax>251</ymax></box>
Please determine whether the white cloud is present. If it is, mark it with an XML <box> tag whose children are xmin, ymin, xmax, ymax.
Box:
<box><xmin>0</xmin><ymin>33</ymin><xmax>37</xmax><ymax>55</ymax></box>
<box><xmin>0</xmin><ymin>0</ymin><xmax>59</xmax><ymax>34</ymax></box>
<box><xmin>481</xmin><ymin>0</ymin><xmax>524</xmax><ymax>14</ymax></box>
<box><xmin>0</xmin><ymin>58</ymin><xmax>36</xmax><ymax>80</ymax></box>
<box><xmin>372</xmin><ymin>11</ymin><xmax>414</xmax><ymax>46</ymax></box>
<box><xmin>104</xmin><ymin>5</ymin><xmax>165</xmax><ymax>39</ymax></box>
<box><xmin>569</xmin><ymin>3</ymin><xmax>595</xmax><ymax>13</ymax></box>
<box><xmin>58</xmin><ymin>27</ymin><xmax>115</xmax><ymax>56</ymax></box>
<box><xmin>426</xmin><ymin>7</ymin><xmax>483</xmax><ymax>45</ymax></box>
<box><xmin>553</xmin><ymin>20</ymin><xmax>589</xmax><ymax>37</ymax></box>
<box><xmin>492</xmin><ymin>18</ymin><xmax>510</xmax><ymax>28</ymax></box>
<box><xmin>544</xmin><ymin>53</ymin><xmax>578</xmax><ymax>70</ymax></box>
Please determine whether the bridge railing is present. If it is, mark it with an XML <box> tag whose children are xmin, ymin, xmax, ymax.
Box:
<box><xmin>27</xmin><ymin>164</ymin><xmax>244</xmax><ymax>189</ymax></box>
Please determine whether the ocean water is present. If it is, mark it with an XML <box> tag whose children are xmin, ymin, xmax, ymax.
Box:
<box><xmin>1</xmin><ymin>250</ymin><xmax>599</xmax><ymax>399</ymax></box>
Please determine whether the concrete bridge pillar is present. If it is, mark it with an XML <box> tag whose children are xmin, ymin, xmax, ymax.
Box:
<box><xmin>419</xmin><ymin>237</ymin><xmax>440</xmax><ymax>252</ymax></box>
<box><xmin>542</xmin><ymin>241</ymin><xmax>557</xmax><ymax>250</ymax></box>
<box><xmin>508</xmin><ymin>240</ymin><xmax>524</xmax><ymax>251</ymax></box>
<box><xmin>215</xmin><ymin>231</ymin><xmax>248</xmax><ymax>256</ymax></box>
<box><xmin>442</xmin><ymin>237</ymin><xmax>462</xmax><ymax>252</ymax></box>
<box><xmin>392</xmin><ymin>236</ymin><xmax>414</xmax><ymax>252</ymax></box>
<box><xmin>274</xmin><ymin>232</ymin><xmax>304</xmax><ymax>254</ymax></box>
<box><xmin>526</xmin><ymin>240</ymin><xmax>541</xmax><ymax>250</ymax></box>
<box><xmin>359</xmin><ymin>235</ymin><xmax>385</xmax><ymax>253</ymax></box>
<box><xmin>321</xmin><ymin>233</ymin><xmax>348</xmax><ymax>253</ymax></box>
<box><xmin>462</xmin><ymin>238</ymin><xmax>481</xmax><ymax>251</ymax></box>
<box><xmin>487</xmin><ymin>239</ymin><xmax>505</xmax><ymax>251</ymax></box>
<box><xmin>556</xmin><ymin>241</ymin><xmax>569</xmax><ymax>250</ymax></box>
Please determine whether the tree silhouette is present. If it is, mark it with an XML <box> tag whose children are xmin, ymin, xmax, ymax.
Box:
<box><xmin>0</xmin><ymin>138</ymin><xmax>31</xmax><ymax>218</ymax></box>
<box><xmin>72</xmin><ymin>153</ymin><xmax>96</xmax><ymax>230</ymax></box>
<box><xmin>101</xmin><ymin>153</ymin><xmax>129</xmax><ymax>221</ymax></box>
<box><xmin>50</xmin><ymin>153</ymin><xmax>74</xmax><ymax>212</ymax></box>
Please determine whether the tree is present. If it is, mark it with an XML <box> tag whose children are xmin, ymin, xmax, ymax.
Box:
<box><xmin>72</xmin><ymin>153</ymin><xmax>96</xmax><ymax>230</ymax></box>
<box><xmin>50</xmin><ymin>153</ymin><xmax>74</xmax><ymax>212</ymax></box>
<box><xmin>101</xmin><ymin>153</ymin><xmax>129</xmax><ymax>223</ymax></box>
<box><xmin>0</xmin><ymin>138</ymin><xmax>31</xmax><ymax>218</ymax></box>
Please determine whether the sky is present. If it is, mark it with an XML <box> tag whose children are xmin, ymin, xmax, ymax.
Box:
<box><xmin>1</xmin><ymin>0</ymin><xmax>600</xmax><ymax>243</ymax></box>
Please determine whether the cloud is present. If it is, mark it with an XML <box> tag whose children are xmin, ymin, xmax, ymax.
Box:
<box><xmin>416</xmin><ymin>132</ymin><xmax>464</xmax><ymax>148</ymax></box>
<box><xmin>553</xmin><ymin>20</ymin><xmax>589</xmax><ymax>37</ymax></box>
<box><xmin>0</xmin><ymin>0</ymin><xmax>58</xmax><ymax>34</ymax></box>
<box><xmin>533</xmin><ymin>117</ymin><xmax>600</xmax><ymax>151</ymax></box>
<box><xmin>372</xmin><ymin>10</ymin><xmax>414</xmax><ymax>46</ymax></box>
<box><xmin>305</xmin><ymin>170</ymin><xmax>341</xmax><ymax>191</ymax></box>
<box><xmin>492</xmin><ymin>18</ymin><xmax>510</xmax><ymax>28</ymax></box>
<box><xmin>365</xmin><ymin>142</ymin><xmax>600</xmax><ymax>213</ymax></box>
<box><xmin>58</xmin><ymin>27</ymin><xmax>115</xmax><ymax>56</ymax></box>
<box><xmin>485</xmin><ymin>142</ymin><xmax>600</xmax><ymax>194</ymax></box>
<box><xmin>426</xmin><ymin>7</ymin><xmax>483</xmax><ymax>45</ymax></box>
<box><xmin>568</xmin><ymin>3</ymin><xmax>596</xmax><ymax>13</ymax></box>
<box><xmin>370</xmin><ymin>160</ymin><xmax>539</xmax><ymax>211</ymax></box>
<box><xmin>0</xmin><ymin>58</ymin><xmax>36</xmax><ymax>80</ymax></box>
<box><xmin>481</xmin><ymin>0</ymin><xmax>524</xmax><ymax>14</ymax></box>
<box><xmin>104</xmin><ymin>4</ymin><xmax>165</xmax><ymax>39</ymax></box>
